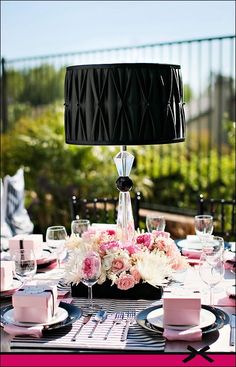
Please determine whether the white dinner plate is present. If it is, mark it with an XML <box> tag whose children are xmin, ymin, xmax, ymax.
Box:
<box><xmin>0</xmin><ymin>279</ymin><xmax>23</xmax><ymax>296</ymax></box>
<box><xmin>3</xmin><ymin>306</ymin><xmax>68</xmax><ymax>327</ymax></box>
<box><xmin>177</xmin><ymin>239</ymin><xmax>203</xmax><ymax>250</ymax></box>
<box><xmin>147</xmin><ymin>307</ymin><xmax>216</xmax><ymax>330</ymax></box>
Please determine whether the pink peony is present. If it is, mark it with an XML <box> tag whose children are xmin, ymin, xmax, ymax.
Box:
<box><xmin>111</xmin><ymin>257</ymin><xmax>128</xmax><ymax>274</ymax></box>
<box><xmin>136</xmin><ymin>233</ymin><xmax>152</xmax><ymax>248</ymax></box>
<box><xmin>81</xmin><ymin>252</ymin><xmax>100</xmax><ymax>279</ymax></box>
<box><xmin>99</xmin><ymin>240</ymin><xmax>120</xmax><ymax>255</ymax></box>
<box><xmin>116</xmin><ymin>274</ymin><xmax>135</xmax><ymax>290</ymax></box>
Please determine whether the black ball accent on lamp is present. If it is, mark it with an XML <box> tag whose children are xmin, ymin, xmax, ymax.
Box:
<box><xmin>116</xmin><ymin>177</ymin><xmax>133</xmax><ymax>192</ymax></box>
<box><xmin>64</xmin><ymin>63</ymin><xmax>186</xmax><ymax>244</ymax></box>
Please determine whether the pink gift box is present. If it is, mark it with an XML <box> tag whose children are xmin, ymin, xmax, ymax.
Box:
<box><xmin>9</xmin><ymin>234</ymin><xmax>43</xmax><ymax>259</ymax></box>
<box><xmin>12</xmin><ymin>284</ymin><xmax>58</xmax><ymax>323</ymax></box>
<box><xmin>163</xmin><ymin>291</ymin><xmax>201</xmax><ymax>326</ymax></box>
<box><xmin>0</xmin><ymin>261</ymin><xmax>14</xmax><ymax>291</ymax></box>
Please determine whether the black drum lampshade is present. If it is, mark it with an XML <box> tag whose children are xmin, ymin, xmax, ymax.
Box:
<box><xmin>64</xmin><ymin>63</ymin><xmax>186</xmax><ymax>243</ymax></box>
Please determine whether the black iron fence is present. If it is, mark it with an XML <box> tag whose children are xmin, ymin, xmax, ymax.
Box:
<box><xmin>1</xmin><ymin>35</ymin><xmax>235</xmax><ymax>215</ymax></box>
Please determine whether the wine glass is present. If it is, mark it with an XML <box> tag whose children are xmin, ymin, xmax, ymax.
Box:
<box><xmin>78</xmin><ymin>249</ymin><xmax>101</xmax><ymax>313</ymax></box>
<box><xmin>199</xmin><ymin>249</ymin><xmax>225</xmax><ymax>307</ymax></box>
<box><xmin>46</xmin><ymin>226</ymin><xmax>68</xmax><ymax>268</ymax></box>
<box><xmin>11</xmin><ymin>249</ymin><xmax>37</xmax><ymax>286</ymax></box>
<box><xmin>146</xmin><ymin>215</ymin><xmax>165</xmax><ymax>232</ymax></box>
<box><xmin>194</xmin><ymin>215</ymin><xmax>213</xmax><ymax>249</ymax></box>
<box><xmin>71</xmin><ymin>219</ymin><xmax>90</xmax><ymax>236</ymax></box>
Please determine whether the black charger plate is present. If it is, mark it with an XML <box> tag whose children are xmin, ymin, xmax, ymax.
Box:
<box><xmin>136</xmin><ymin>304</ymin><xmax>229</xmax><ymax>335</ymax></box>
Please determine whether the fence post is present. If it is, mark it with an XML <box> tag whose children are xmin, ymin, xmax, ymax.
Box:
<box><xmin>1</xmin><ymin>57</ymin><xmax>8</xmax><ymax>133</ymax></box>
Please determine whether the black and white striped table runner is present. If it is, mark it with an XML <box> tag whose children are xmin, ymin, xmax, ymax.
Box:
<box><xmin>10</xmin><ymin>298</ymin><xmax>166</xmax><ymax>352</ymax></box>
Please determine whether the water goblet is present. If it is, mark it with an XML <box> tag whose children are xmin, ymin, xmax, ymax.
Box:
<box><xmin>146</xmin><ymin>215</ymin><xmax>165</xmax><ymax>232</ymax></box>
<box><xmin>194</xmin><ymin>215</ymin><xmax>213</xmax><ymax>249</ymax></box>
<box><xmin>11</xmin><ymin>249</ymin><xmax>37</xmax><ymax>286</ymax></box>
<box><xmin>71</xmin><ymin>219</ymin><xmax>90</xmax><ymax>236</ymax></box>
<box><xmin>46</xmin><ymin>226</ymin><xmax>68</xmax><ymax>268</ymax></box>
<box><xmin>199</xmin><ymin>250</ymin><xmax>225</xmax><ymax>307</ymax></box>
<box><xmin>78</xmin><ymin>249</ymin><xmax>101</xmax><ymax>313</ymax></box>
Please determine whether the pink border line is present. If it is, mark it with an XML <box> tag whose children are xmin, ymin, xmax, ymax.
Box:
<box><xmin>1</xmin><ymin>354</ymin><xmax>235</xmax><ymax>367</ymax></box>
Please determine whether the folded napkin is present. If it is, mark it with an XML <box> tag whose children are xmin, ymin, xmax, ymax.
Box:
<box><xmin>182</xmin><ymin>248</ymin><xmax>202</xmax><ymax>259</ymax></box>
<box><xmin>3</xmin><ymin>323</ymin><xmax>43</xmax><ymax>338</ymax></box>
<box><xmin>163</xmin><ymin>327</ymin><xmax>202</xmax><ymax>341</ymax></box>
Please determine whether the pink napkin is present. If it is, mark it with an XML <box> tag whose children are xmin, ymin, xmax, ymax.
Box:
<box><xmin>3</xmin><ymin>324</ymin><xmax>43</xmax><ymax>338</ymax></box>
<box><xmin>163</xmin><ymin>327</ymin><xmax>202</xmax><ymax>341</ymax></box>
<box><xmin>182</xmin><ymin>248</ymin><xmax>202</xmax><ymax>259</ymax></box>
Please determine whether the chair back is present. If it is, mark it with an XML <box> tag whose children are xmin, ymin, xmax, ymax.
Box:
<box><xmin>197</xmin><ymin>194</ymin><xmax>236</xmax><ymax>241</ymax></box>
<box><xmin>70</xmin><ymin>192</ymin><xmax>141</xmax><ymax>229</ymax></box>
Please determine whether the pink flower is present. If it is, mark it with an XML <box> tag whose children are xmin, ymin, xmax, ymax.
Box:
<box><xmin>81</xmin><ymin>252</ymin><xmax>100</xmax><ymax>279</ymax></box>
<box><xmin>105</xmin><ymin>229</ymin><xmax>116</xmax><ymax>236</ymax></box>
<box><xmin>136</xmin><ymin>233</ymin><xmax>152</xmax><ymax>248</ymax></box>
<box><xmin>130</xmin><ymin>267</ymin><xmax>141</xmax><ymax>284</ymax></box>
<box><xmin>116</xmin><ymin>274</ymin><xmax>135</xmax><ymax>290</ymax></box>
<box><xmin>111</xmin><ymin>257</ymin><xmax>127</xmax><ymax>274</ymax></box>
<box><xmin>153</xmin><ymin>230</ymin><xmax>170</xmax><ymax>239</ymax></box>
<box><xmin>99</xmin><ymin>240</ymin><xmax>120</xmax><ymax>255</ymax></box>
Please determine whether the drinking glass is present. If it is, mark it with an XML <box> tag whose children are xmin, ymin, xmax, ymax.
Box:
<box><xmin>11</xmin><ymin>249</ymin><xmax>37</xmax><ymax>286</ymax></box>
<box><xmin>46</xmin><ymin>226</ymin><xmax>68</xmax><ymax>267</ymax></box>
<box><xmin>71</xmin><ymin>219</ymin><xmax>90</xmax><ymax>236</ymax></box>
<box><xmin>194</xmin><ymin>215</ymin><xmax>213</xmax><ymax>248</ymax></box>
<box><xmin>199</xmin><ymin>250</ymin><xmax>225</xmax><ymax>306</ymax></box>
<box><xmin>78</xmin><ymin>249</ymin><xmax>101</xmax><ymax>313</ymax></box>
<box><xmin>146</xmin><ymin>215</ymin><xmax>165</xmax><ymax>232</ymax></box>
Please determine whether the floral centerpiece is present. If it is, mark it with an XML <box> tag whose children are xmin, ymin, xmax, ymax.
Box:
<box><xmin>64</xmin><ymin>228</ymin><xmax>189</xmax><ymax>299</ymax></box>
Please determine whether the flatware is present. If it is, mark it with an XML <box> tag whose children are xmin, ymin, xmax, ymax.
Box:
<box><xmin>88</xmin><ymin>310</ymin><xmax>107</xmax><ymax>338</ymax></box>
<box><xmin>104</xmin><ymin>312</ymin><xmax>124</xmax><ymax>340</ymax></box>
<box><xmin>71</xmin><ymin>314</ymin><xmax>92</xmax><ymax>341</ymax></box>
<box><xmin>230</xmin><ymin>313</ymin><xmax>235</xmax><ymax>346</ymax></box>
<box><xmin>121</xmin><ymin>311</ymin><xmax>136</xmax><ymax>342</ymax></box>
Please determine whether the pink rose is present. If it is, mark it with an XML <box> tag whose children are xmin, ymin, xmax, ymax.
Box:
<box><xmin>111</xmin><ymin>257</ymin><xmax>127</xmax><ymax>274</ymax></box>
<box><xmin>105</xmin><ymin>229</ymin><xmax>116</xmax><ymax>236</ymax></box>
<box><xmin>130</xmin><ymin>267</ymin><xmax>141</xmax><ymax>284</ymax></box>
<box><xmin>116</xmin><ymin>274</ymin><xmax>135</xmax><ymax>290</ymax></box>
<box><xmin>81</xmin><ymin>252</ymin><xmax>100</xmax><ymax>279</ymax></box>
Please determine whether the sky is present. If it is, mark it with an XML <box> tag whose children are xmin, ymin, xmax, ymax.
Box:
<box><xmin>1</xmin><ymin>0</ymin><xmax>235</xmax><ymax>60</ymax></box>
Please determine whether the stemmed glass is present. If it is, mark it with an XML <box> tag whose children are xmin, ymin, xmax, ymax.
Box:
<box><xmin>11</xmin><ymin>249</ymin><xmax>37</xmax><ymax>286</ymax></box>
<box><xmin>194</xmin><ymin>215</ymin><xmax>213</xmax><ymax>249</ymax></box>
<box><xmin>46</xmin><ymin>226</ymin><xmax>68</xmax><ymax>268</ymax></box>
<box><xmin>199</xmin><ymin>244</ymin><xmax>225</xmax><ymax>307</ymax></box>
<box><xmin>71</xmin><ymin>219</ymin><xmax>90</xmax><ymax>236</ymax></box>
<box><xmin>146</xmin><ymin>215</ymin><xmax>165</xmax><ymax>232</ymax></box>
<box><xmin>78</xmin><ymin>249</ymin><xmax>101</xmax><ymax>313</ymax></box>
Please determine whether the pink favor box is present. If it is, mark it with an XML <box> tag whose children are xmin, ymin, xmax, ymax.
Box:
<box><xmin>12</xmin><ymin>284</ymin><xmax>58</xmax><ymax>323</ymax></box>
<box><xmin>163</xmin><ymin>291</ymin><xmax>201</xmax><ymax>326</ymax></box>
<box><xmin>0</xmin><ymin>261</ymin><xmax>14</xmax><ymax>291</ymax></box>
<box><xmin>9</xmin><ymin>234</ymin><xmax>43</xmax><ymax>259</ymax></box>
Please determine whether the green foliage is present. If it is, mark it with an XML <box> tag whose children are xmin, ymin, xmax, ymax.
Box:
<box><xmin>1</xmin><ymin>104</ymin><xmax>235</xmax><ymax>236</ymax></box>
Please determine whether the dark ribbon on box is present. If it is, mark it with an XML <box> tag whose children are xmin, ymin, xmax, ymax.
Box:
<box><xmin>183</xmin><ymin>345</ymin><xmax>214</xmax><ymax>363</ymax></box>
<box><xmin>19</xmin><ymin>239</ymin><xmax>25</xmax><ymax>260</ymax></box>
<box><xmin>18</xmin><ymin>288</ymin><xmax>55</xmax><ymax>317</ymax></box>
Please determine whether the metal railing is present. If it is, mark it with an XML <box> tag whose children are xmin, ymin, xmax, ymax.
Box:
<box><xmin>1</xmin><ymin>35</ymin><xmax>235</xmax><ymax>214</ymax></box>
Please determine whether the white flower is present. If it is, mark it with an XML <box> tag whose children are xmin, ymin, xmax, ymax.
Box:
<box><xmin>136</xmin><ymin>250</ymin><xmax>172</xmax><ymax>286</ymax></box>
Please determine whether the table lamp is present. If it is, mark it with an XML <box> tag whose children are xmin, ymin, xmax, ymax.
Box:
<box><xmin>64</xmin><ymin>63</ymin><xmax>185</xmax><ymax>244</ymax></box>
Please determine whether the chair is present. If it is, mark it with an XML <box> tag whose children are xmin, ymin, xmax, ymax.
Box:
<box><xmin>70</xmin><ymin>192</ymin><xmax>141</xmax><ymax>229</ymax></box>
<box><xmin>197</xmin><ymin>194</ymin><xmax>236</xmax><ymax>241</ymax></box>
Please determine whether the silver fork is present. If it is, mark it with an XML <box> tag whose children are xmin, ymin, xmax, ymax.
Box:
<box><xmin>104</xmin><ymin>312</ymin><xmax>124</xmax><ymax>340</ymax></box>
<box><xmin>121</xmin><ymin>311</ymin><xmax>136</xmax><ymax>342</ymax></box>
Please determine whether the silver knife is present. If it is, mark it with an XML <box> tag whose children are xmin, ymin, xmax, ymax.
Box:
<box><xmin>71</xmin><ymin>314</ymin><xmax>92</xmax><ymax>341</ymax></box>
<box><xmin>230</xmin><ymin>314</ymin><xmax>235</xmax><ymax>346</ymax></box>
<box><xmin>88</xmin><ymin>310</ymin><xmax>107</xmax><ymax>338</ymax></box>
